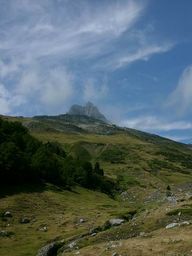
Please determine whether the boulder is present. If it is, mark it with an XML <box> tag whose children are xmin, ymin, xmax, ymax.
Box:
<box><xmin>36</xmin><ymin>242</ymin><xmax>60</xmax><ymax>256</ymax></box>
<box><xmin>68</xmin><ymin>241</ymin><xmax>77</xmax><ymax>249</ymax></box>
<box><xmin>90</xmin><ymin>232</ymin><xmax>97</xmax><ymax>237</ymax></box>
<box><xmin>109</xmin><ymin>218</ymin><xmax>125</xmax><ymax>226</ymax></box>
<box><xmin>167</xmin><ymin>196</ymin><xmax>177</xmax><ymax>204</ymax></box>
<box><xmin>165</xmin><ymin>221</ymin><xmax>190</xmax><ymax>229</ymax></box>
<box><xmin>0</xmin><ymin>230</ymin><xmax>14</xmax><ymax>237</ymax></box>
<box><xmin>165</xmin><ymin>223</ymin><xmax>179</xmax><ymax>229</ymax></box>
<box><xmin>3</xmin><ymin>211</ymin><xmax>12</xmax><ymax>218</ymax></box>
<box><xmin>20</xmin><ymin>217</ymin><xmax>30</xmax><ymax>224</ymax></box>
<box><xmin>180</xmin><ymin>221</ymin><xmax>190</xmax><ymax>226</ymax></box>
<box><xmin>39</xmin><ymin>226</ymin><xmax>48</xmax><ymax>232</ymax></box>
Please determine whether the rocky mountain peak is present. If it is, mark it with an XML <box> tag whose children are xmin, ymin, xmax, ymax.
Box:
<box><xmin>68</xmin><ymin>102</ymin><xmax>108</xmax><ymax>123</ymax></box>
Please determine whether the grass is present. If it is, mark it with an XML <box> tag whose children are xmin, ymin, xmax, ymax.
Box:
<box><xmin>1</xmin><ymin>115</ymin><xmax>192</xmax><ymax>255</ymax></box>
<box><xmin>0</xmin><ymin>184</ymin><xmax>132</xmax><ymax>256</ymax></box>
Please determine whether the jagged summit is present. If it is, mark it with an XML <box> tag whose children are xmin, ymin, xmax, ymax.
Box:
<box><xmin>68</xmin><ymin>102</ymin><xmax>108</xmax><ymax>123</ymax></box>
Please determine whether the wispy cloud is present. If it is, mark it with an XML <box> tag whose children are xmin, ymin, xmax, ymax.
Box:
<box><xmin>168</xmin><ymin>65</ymin><xmax>192</xmax><ymax>115</ymax></box>
<box><xmin>121</xmin><ymin>115</ymin><xmax>192</xmax><ymax>131</ymax></box>
<box><xmin>108</xmin><ymin>43</ymin><xmax>174</xmax><ymax>70</ymax></box>
<box><xmin>0</xmin><ymin>0</ymin><xmax>174</xmax><ymax>115</ymax></box>
<box><xmin>0</xmin><ymin>0</ymin><xmax>144</xmax><ymax>64</ymax></box>
<box><xmin>16</xmin><ymin>65</ymin><xmax>75</xmax><ymax>115</ymax></box>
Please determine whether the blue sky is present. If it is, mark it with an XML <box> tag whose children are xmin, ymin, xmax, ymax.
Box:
<box><xmin>0</xmin><ymin>0</ymin><xmax>192</xmax><ymax>142</ymax></box>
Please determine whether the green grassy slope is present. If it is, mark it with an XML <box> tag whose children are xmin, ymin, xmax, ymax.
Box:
<box><xmin>1</xmin><ymin>114</ymin><xmax>192</xmax><ymax>255</ymax></box>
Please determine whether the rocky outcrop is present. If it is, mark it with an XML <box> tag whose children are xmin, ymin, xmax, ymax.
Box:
<box><xmin>68</xmin><ymin>102</ymin><xmax>108</xmax><ymax>123</ymax></box>
<box><xmin>36</xmin><ymin>241</ymin><xmax>63</xmax><ymax>256</ymax></box>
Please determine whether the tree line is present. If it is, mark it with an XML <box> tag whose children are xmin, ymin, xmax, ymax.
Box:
<box><xmin>0</xmin><ymin>118</ymin><xmax>114</xmax><ymax>194</ymax></box>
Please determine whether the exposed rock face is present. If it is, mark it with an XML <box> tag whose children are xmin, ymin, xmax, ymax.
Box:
<box><xmin>36</xmin><ymin>242</ymin><xmax>61</xmax><ymax>256</ymax></box>
<box><xmin>68</xmin><ymin>102</ymin><xmax>108</xmax><ymax>123</ymax></box>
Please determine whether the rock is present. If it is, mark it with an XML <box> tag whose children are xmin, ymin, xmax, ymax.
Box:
<box><xmin>68</xmin><ymin>241</ymin><xmax>77</xmax><ymax>249</ymax></box>
<box><xmin>167</xmin><ymin>196</ymin><xmax>177</xmax><ymax>204</ymax></box>
<box><xmin>20</xmin><ymin>217</ymin><xmax>30</xmax><ymax>224</ymax></box>
<box><xmin>112</xmin><ymin>253</ymin><xmax>118</xmax><ymax>256</ymax></box>
<box><xmin>120</xmin><ymin>191</ymin><xmax>129</xmax><ymax>200</ymax></box>
<box><xmin>180</xmin><ymin>221</ymin><xmax>190</xmax><ymax>226</ymax></box>
<box><xmin>106</xmin><ymin>241</ymin><xmax>122</xmax><ymax>250</ymax></box>
<box><xmin>0</xmin><ymin>230</ymin><xmax>14</xmax><ymax>237</ymax></box>
<box><xmin>79</xmin><ymin>218</ymin><xmax>85</xmax><ymax>223</ymax></box>
<box><xmin>166</xmin><ymin>221</ymin><xmax>190</xmax><ymax>229</ymax></box>
<box><xmin>109</xmin><ymin>218</ymin><xmax>125</xmax><ymax>226</ymax></box>
<box><xmin>3</xmin><ymin>211</ymin><xmax>12</xmax><ymax>218</ymax></box>
<box><xmin>36</xmin><ymin>242</ymin><xmax>59</xmax><ymax>256</ymax></box>
<box><xmin>165</xmin><ymin>223</ymin><xmax>179</xmax><ymax>229</ymax></box>
<box><xmin>68</xmin><ymin>102</ymin><xmax>108</xmax><ymax>123</ymax></box>
<box><xmin>90</xmin><ymin>232</ymin><xmax>97</xmax><ymax>237</ymax></box>
<box><xmin>139</xmin><ymin>232</ymin><xmax>146</xmax><ymax>237</ymax></box>
<box><xmin>39</xmin><ymin>226</ymin><xmax>48</xmax><ymax>232</ymax></box>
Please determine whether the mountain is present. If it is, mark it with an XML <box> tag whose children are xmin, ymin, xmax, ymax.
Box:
<box><xmin>1</xmin><ymin>112</ymin><xmax>192</xmax><ymax>256</ymax></box>
<box><xmin>68</xmin><ymin>102</ymin><xmax>108</xmax><ymax>123</ymax></box>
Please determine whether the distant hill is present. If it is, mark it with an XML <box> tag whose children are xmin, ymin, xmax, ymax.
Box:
<box><xmin>68</xmin><ymin>102</ymin><xmax>108</xmax><ymax>123</ymax></box>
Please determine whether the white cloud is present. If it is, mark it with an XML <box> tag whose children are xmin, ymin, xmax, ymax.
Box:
<box><xmin>15</xmin><ymin>65</ymin><xmax>74</xmax><ymax>114</ymax></box>
<box><xmin>83</xmin><ymin>79</ymin><xmax>108</xmax><ymax>102</ymax></box>
<box><xmin>168</xmin><ymin>65</ymin><xmax>192</xmax><ymax>115</ymax></box>
<box><xmin>121</xmin><ymin>115</ymin><xmax>192</xmax><ymax>131</ymax></box>
<box><xmin>0</xmin><ymin>0</ymin><xmax>145</xmax><ymax>64</ymax></box>
<box><xmin>77</xmin><ymin>0</ymin><xmax>144</xmax><ymax>36</ymax></box>
<box><xmin>40</xmin><ymin>68</ymin><xmax>74</xmax><ymax>107</ymax></box>
<box><xmin>0</xmin><ymin>84</ymin><xmax>11</xmax><ymax>114</ymax></box>
<box><xmin>0</xmin><ymin>83</ymin><xmax>24</xmax><ymax>114</ymax></box>
<box><xmin>0</xmin><ymin>0</ymin><xmax>175</xmax><ymax>115</ymax></box>
<box><xmin>0</xmin><ymin>58</ymin><xmax>20</xmax><ymax>78</ymax></box>
<box><xmin>103</xmin><ymin>43</ymin><xmax>174</xmax><ymax>70</ymax></box>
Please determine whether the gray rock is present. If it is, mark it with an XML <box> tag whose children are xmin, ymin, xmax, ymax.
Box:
<box><xmin>79</xmin><ymin>218</ymin><xmax>85</xmax><ymax>223</ymax></box>
<box><xmin>180</xmin><ymin>221</ymin><xmax>190</xmax><ymax>226</ymax></box>
<box><xmin>112</xmin><ymin>253</ymin><xmax>118</xmax><ymax>256</ymax></box>
<box><xmin>120</xmin><ymin>191</ymin><xmax>129</xmax><ymax>201</ymax></box>
<box><xmin>68</xmin><ymin>102</ymin><xmax>108</xmax><ymax>123</ymax></box>
<box><xmin>139</xmin><ymin>232</ymin><xmax>146</xmax><ymax>237</ymax></box>
<box><xmin>20</xmin><ymin>217</ymin><xmax>30</xmax><ymax>224</ymax></box>
<box><xmin>36</xmin><ymin>242</ymin><xmax>59</xmax><ymax>256</ymax></box>
<box><xmin>90</xmin><ymin>232</ymin><xmax>97</xmax><ymax>237</ymax></box>
<box><xmin>165</xmin><ymin>223</ymin><xmax>179</xmax><ymax>229</ymax></box>
<box><xmin>109</xmin><ymin>218</ymin><xmax>125</xmax><ymax>226</ymax></box>
<box><xmin>68</xmin><ymin>241</ymin><xmax>77</xmax><ymax>249</ymax></box>
<box><xmin>0</xmin><ymin>230</ymin><xmax>14</xmax><ymax>237</ymax></box>
<box><xmin>3</xmin><ymin>211</ymin><xmax>12</xmax><ymax>218</ymax></box>
<box><xmin>167</xmin><ymin>196</ymin><xmax>177</xmax><ymax>204</ymax></box>
<box><xmin>39</xmin><ymin>226</ymin><xmax>48</xmax><ymax>232</ymax></box>
<box><xmin>166</xmin><ymin>221</ymin><xmax>190</xmax><ymax>229</ymax></box>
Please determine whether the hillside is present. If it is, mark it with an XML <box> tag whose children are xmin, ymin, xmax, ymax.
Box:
<box><xmin>1</xmin><ymin>112</ymin><xmax>192</xmax><ymax>256</ymax></box>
